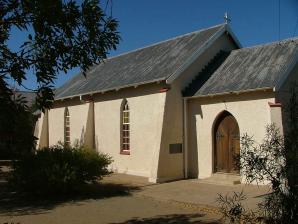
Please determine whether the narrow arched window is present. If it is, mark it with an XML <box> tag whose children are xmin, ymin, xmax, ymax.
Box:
<box><xmin>64</xmin><ymin>107</ymin><xmax>70</xmax><ymax>145</ymax></box>
<box><xmin>121</xmin><ymin>100</ymin><xmax>130</xmax><ymax>154</ymax></box>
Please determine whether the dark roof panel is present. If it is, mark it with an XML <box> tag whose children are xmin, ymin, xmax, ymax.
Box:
<box><xmin>194</xmin><ymin>38</ymin><xmax>298</xmax><ymax>96</ymax></box>
<box><xmin>14</xmin><ymin>91</ymin><xmax>36</xmax><ymax>107</ymax></box>
<box><xmin>55</xmin><ymin>24</ymin><xmax>225</xmax><ymax>99</ymax></box>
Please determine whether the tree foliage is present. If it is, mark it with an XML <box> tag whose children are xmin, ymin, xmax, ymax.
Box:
<box><xmin>0</xmin><ymin>91</ymin><xmax>38</xmax><ymax>159</ymax></box>
<box><xmin>218</xmin><ymin>90</ymin><xmax>298</xmax><ymax>224</ymax></box>
<box><xmin>0</xmin><ymin>0</ymin><xmax>120</xmax><ymax>110</ymax></box>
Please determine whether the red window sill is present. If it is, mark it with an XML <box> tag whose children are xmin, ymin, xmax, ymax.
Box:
<box><xmin>120</xmin><ymin>150</ymin><xmax>130</xmax><ymax>155</ymax></box>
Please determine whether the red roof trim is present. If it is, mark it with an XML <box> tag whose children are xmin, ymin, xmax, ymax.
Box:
<box><xmin>159</xmin><ymin>88</ymin><xmax>170</xmax><ymax>93</ymax></box>
<box><xmin>268</xmin><ymin>102</ymin><xmax>282</xmax><ymax>107</ymax></box>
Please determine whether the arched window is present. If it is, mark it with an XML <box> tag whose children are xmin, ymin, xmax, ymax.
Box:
<box><xmin>64</xmin><ymin>107</ymin><xmax>70</xmax><ymax>145</ymax></box>
<box><xmin>121</xmin><ymin>100</ymin><xmax>130</xmax><ymax>154</ymax></box>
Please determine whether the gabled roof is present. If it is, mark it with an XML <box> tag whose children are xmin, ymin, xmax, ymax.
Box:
<box><xmin>55</xmin><ymin>24</ymin><xmax>231</xmax><ymax>99</ymax></box>
<box><xmin>194</xmin><ymin>38</ymin><xmax>298</xmax><ymax>97</ymax></box>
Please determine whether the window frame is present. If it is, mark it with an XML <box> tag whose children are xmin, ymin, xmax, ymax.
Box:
<box><xmin>120</xmin><ymin>100</ymin><xmax>130</xmax><ymax>155</ymax></box>
<box><xmin>64</xmin><ymin>107</ymin><xmax>71</xmax><ymax>146</ymax></box>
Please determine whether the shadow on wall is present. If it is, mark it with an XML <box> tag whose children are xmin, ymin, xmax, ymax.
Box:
<box><xmin>38</xmin><ymin>111</ymin><xmax>48</xmax><ymax>148</ymax></box>
<box><xmin>111</xmin><ymin>213</ymin><xmax>220</xmax><ymax>224</ymax></box>
<box><xmin>80</xmin><ymin>126</ymin><xmax>85</xmax><ymax>146</ymax></box>
<box><xmin>278</xmin><ymin>86</ymin><xmax>297</xmax><ymax>135</ymax></box>
<box><xmin>156</xmin><ymin>89</ymin><xmax>184</xmax><ymax>180</ymax></box>
<box><xmin>95</xmin><ymin>135</ymin><xmax>99</xmax><ymax>151</ymax></box>
<box><xmin>187</xmin><ymin>103</ymin><xmax>202</xmax><ymax>178</ymax></box>
<box><xmin>85</xmin><ymin>102</ymin><xmax>95</xmax><ymax>149</ymax></box>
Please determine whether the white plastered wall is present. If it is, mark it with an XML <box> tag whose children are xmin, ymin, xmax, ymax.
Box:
<box><xmin>36</xmin><ymin>83</ymin><xmax>181</xmax><ymax>182</ymax></box>
<box><xmin>93</xmin><ymin>84</ymin><xmax>166</xmax><ymax>180</ymax></box>
<box><xmin>187</xmin><ymin>91</ymin><xmax>276</xmax><ymax>181</ymax></box>
<box><xmin>48</xmin><ymin>99</ymin><xmax>90</xmax><ymax>146</ymax></box>
<box><xmin>269</xmin><ymin>105</ymin><xmax>283</xmax><ymax>134</ymax></box>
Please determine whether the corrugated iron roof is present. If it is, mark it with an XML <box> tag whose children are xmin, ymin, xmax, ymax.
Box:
<box><xmin>55</xmin><ymin>24</ymin><xmax>226</xmax><ymax>99</ymax></box>
<box><xmin>194</xmin><ymin>38</ymin><xmax>298</xmax><ymax>96</ymax></box>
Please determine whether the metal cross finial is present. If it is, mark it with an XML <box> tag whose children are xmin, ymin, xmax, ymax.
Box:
<box><xmin>224</xmin><ymin>12</ymin><xmax>231</xmax><ymax>24</ymax></box>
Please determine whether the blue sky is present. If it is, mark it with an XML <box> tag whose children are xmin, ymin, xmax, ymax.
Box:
<box><xmin>8</xmin><ymin>0</ymin><xmax>298</xmax><ymax>90</ymax></box>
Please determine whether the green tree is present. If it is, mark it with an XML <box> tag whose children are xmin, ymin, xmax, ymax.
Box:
<box><xmin>0</xmin><ymin>0</ymin><xmax>120</xmax><ymax>156</ymax></box>
<box><xmin>217</xmin><ymin>90</ymin><xmax>298</xmax><ymax>223</ymax></box>
<box><xmin>0</xmin><ymin>93</ymin><xmax>36</xmax><ymax>158</ymax></box>
<box><xmin>0</xmin><ymin>0</ymin><xmax>120</xmax><ymax>110</ymax></box>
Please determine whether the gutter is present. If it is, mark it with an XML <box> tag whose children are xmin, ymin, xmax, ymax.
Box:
<box><xmin>55</xmin><ymin>78</ymin><xmax>166</xmax><ymax>101</ymax></box>
<box><xmin>183</xmin><ymin>87</ymin><xmax>274</xmax><ymax>100</ymax></box>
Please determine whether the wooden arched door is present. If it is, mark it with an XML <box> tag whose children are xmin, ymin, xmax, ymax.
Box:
<box><xmin>214</xmin><ymin>112</ymin><xmax>240</xmax><ymax>173</ymax></box>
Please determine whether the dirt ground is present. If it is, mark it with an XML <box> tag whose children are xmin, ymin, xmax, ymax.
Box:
<box><xmin>0</xmin><ymin>195</ymin><xmax>221</xmax><ymax>224</ymax></box>
<box><xmin>0</xmin><ymin>171</ymin><xmax>268</xmax><ymax>224</ymax></box>
<box><xmin>0</xmin><ymin>172</ymin><xmax>222</xmax><ymax>224</ymax></box>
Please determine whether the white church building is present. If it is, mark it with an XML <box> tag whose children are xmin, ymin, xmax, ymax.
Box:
<box><xmin>35</xmin><ymin>24</ymin><xmax>298</xmax><ymax>183</ymax></box>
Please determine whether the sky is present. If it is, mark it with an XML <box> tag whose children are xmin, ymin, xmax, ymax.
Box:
<box><xmin>7</xmin><ymin>0</ymin><xmax>298</xmax><ymax>90</ymax></box>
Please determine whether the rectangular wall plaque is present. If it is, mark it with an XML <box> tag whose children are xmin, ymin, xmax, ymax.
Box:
<box><xmin>169</xmin><ymin>143</ymin><xmax>183</xmax><ymax>154</ymax></box>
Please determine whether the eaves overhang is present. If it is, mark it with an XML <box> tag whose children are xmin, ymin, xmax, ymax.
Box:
<box><xmin>54</xmin><ymin>77</ymin><xmax>167</xmax><ymax>101</ymax></box>
<box><xmin>184</xmin><ymin>87</ymin><xmax>274</xmax><ymax>100</ymax></box>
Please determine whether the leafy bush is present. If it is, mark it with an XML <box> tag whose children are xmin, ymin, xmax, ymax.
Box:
<box><xmin>218</xmin><ymin>89</ymin><xmax>298</xmax><ymax>224</ymax></box>
<box><xmin>217</xmin><ymin>191</ymin><xmax>260</xmax><ymax>224</ymax></box>
<box><xmin>218</xmin><ymin>124</ymin><xmax>297</xmax><ymax>224</ymax></box>
<box><xmin>9</xmin><ymin>145</ymin><xmax>112</xmax><ymax>195</ymax></box>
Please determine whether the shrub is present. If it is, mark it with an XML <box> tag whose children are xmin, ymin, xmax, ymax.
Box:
<box><xmin>9</xmin><ymin>145</ymin><xmax>113</xmax><ymax>195</ymax></box>
<box><xmin>218</xmin><ymin>89</ymin><xmax>298</xmax><ymax>223</ymax></box>
<box><xmin>217</xmin><ymin>191</ymin><xmax>260</xmax><ymax>224</ymax></box>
